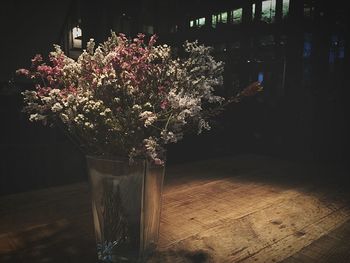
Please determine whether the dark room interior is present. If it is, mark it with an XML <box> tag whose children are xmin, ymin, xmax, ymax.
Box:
<box><xmin>0</xmin><ymin>0</ymin><xmax>349</xmax><ymax>262</ymax></box>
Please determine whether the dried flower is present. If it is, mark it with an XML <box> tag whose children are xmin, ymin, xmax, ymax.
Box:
<box><xmin>17</xmin><ymin>32</ymin><xmax>257</xmax><ymax>164</ymax></box>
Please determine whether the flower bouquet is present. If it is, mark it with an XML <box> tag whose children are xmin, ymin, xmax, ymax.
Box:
<box><xmin>17</xmin><ymin>32</ymin><xmax>262</xmax><ymax>262</ymax></box>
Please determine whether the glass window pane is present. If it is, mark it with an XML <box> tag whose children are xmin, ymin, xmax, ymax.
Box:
<box><xmin>252</xmin><ymin>4</ymin><xmax>256</xmax><ymax>20</ymax></box>
<box><xmin>282</xmin><ymin>0</ymin><xmax>290</xmax><ymax>18</ymax></box>
<box><xmin>232</xmin><ymin>8</ymin><xmax>243</xmax><ymax>24</ymax></box>
<box><xmin>262</xmin><ymin>0</ymin><xmax>276</xmax><ymax>23</ymax></box>
<box><xmin>212</xmin><ymin>14</ymin><xmax>217</xmax><ymax>27</ymax></box>
<box><xmin>221</xmin><ymin>12</ymin><xmax>228</xmax><ymax>23</ymax></box>
<box><xmin>198</xmin><ymin>17</ymin><xmax>206</xmax><ymax>27</ymax></box>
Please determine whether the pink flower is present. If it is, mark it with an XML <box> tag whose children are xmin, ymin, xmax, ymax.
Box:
<box><xmin>16</xmin><ymin>69</ymin><xmax>30</xmax><ymax>76</ymax></box>
<box><xmin>36</xmin><ymin>86</ymin><xmax>52</xmax><ymax>96</ymax></box>
<box><xmin>49</xmin><ymin>53</ymin><xmax>65</xmax><ymax>67</ymax></box>
<box><xmin>118</xmin><ymin>33</ymin><xmax>127</xmax><ymax>42</ymax></box>
<box><xmin>137</xmin><ymin>33</ymin><xmax>145</xmax><ymax>39</ymax></box>
<box><xmin>149</xmin><ymin>35</ymin><xmax>157</xmax><ymax>47</ymax></box>
<box><xmin>46</xmin><ymin>75</ymin><xmax>56</xmax><ymax>86</ymax></box>
<box><xmin>160</xmin><ymin>100</ymin><xmax>169</xmax><ymax>110</ymax></box>
<box><xmin>134</xmin><ymin>34</ymin><xmax>145</xmax><ymax>45</ymax></box>
<box><xmin>31</xmin><ymin>54</ymin><xmax>43</xmax><ymax>67</ymax></box>
<box><xmin>154</xmin><ymin>158</ymin><xmax>164</xmax><ymax>166</ymax></box>
<box><xmin>158</xmin><ymin>86</ymin><xmax>165</xmax><ymax>93</ymax></box>
<box><xmin>37</xmin><ymin>65</ymin><xmax>53</xmax><ymax>76</ymax></box>
<box><xmin>18</xmin><ymin>32</ymin><xmax>226</xmax><ymax>165</ymax></box>
<box><xmin>60</xmin><ymin>86</ymin><xmax>77</xmax><ymax>97</ymax></box>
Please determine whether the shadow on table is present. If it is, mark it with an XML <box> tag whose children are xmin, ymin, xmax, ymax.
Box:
<box><xmin>0</xmin><ymin>219</ymin><xmax>97</xmax><ymax>263</ymax></box>
<box><xmin>0</xmin><ymin>217</ymin><xmax>212</xmax><ymax>263</ymax></box>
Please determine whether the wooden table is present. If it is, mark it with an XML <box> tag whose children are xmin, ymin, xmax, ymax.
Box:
<box><xmin>1</xmin><ymin>154</ymin><xmax>350</xmax><ymax>263</ymax></box>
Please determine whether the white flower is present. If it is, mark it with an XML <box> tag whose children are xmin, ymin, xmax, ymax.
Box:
<box><xmin>161</xmin><ymin>130</ymin><xmax>178</xmax><ymax>143</ymax></box>
<box><xmin>143</xmin><ymin>102</ymin><xmax>152</xmax><ymax>108</ymax></box>
<box><xmin>20</xmin><ymin>32</ymin><xmax>226</xmax><ymax>165</ymax></box>
<box><xmin>84</xmin><ymin>122</ymin><xmax>94</xmax><ymax>129</ymax></box>
<box><xmin>198</xmin><ymin>119</ymin><xmax>211</xmax><ymax>134</ymax></box>
<box><xmin>41</xmin><ymin>96</ymin><xmax>52</xmax><ymax>104</ymax></box>
<box><xmin>67</xmin><ymin>94</ymin><xmax>75</xmax><ymax>103</ymax></box>
<box><xmin>51</xmin><ymin>102</ymin><xmax>63</xmax><ymax>112</ymax></box>
<box><xmin>87</xmin><ymin>38</ymin><xmax>95</xmax><ymax>54</ymax></box>
<box><xmin>139</xmin><ymin>111</ymin><xmax>157</xmax><ymax>127</ymax></box>
<box><xmin>60</xmin><ymin>113</ymin><xmax>69</xmax><ymax>123</ymax></box>
<box><xmin>74</xmin><ymin>114</ymin><xmax>85</xmax><ymax>124</ymax></box>
<box><xmin>127</xmin><ymin>85</ymin><xmax>135</xmax><ymax>94</ymax></box>
<box><xmin>132</xmin><ymin>104</ymin><xmax>142</xmax><ymax>111</ymax></box>
<box><xmin>143</xmin><ymin>137</ymin><xmax>164</xmax><ymax>165</ymax></box>
<box><xmin>22</xmin><ymin>90</ymin><xmax>37</xmax><ymax>99</ymax></box>
<box><xmin>29</xmin><ymin>113</ymin><xmax>46</xmax><ymax>122</ymax></box>
<box><xmin>99</xmin><ymin>108</ymin><xmax>112</xmax><ymax>116</ymax></box>
<box><xmin>49</xmin><ymin>89</ymin><xmax>61</xmax><ymax>96</ymax></box>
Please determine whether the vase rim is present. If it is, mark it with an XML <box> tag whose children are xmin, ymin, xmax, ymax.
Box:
<box><xmin>86</xmin><ymin>154</ymin><xmax>145</xmax><ymax>162</ymax></box>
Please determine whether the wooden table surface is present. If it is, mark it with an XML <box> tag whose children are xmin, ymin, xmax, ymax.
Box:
<box><xmin>1</xmin><ymin>154</ymin><xmax>350</xmax><ymax>263</ymax></box>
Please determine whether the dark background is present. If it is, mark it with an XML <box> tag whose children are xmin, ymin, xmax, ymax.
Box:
<box><xmin>0</xmin><ymin>0</ymin><xmax>349</xmax><ymax>195</ymax></box>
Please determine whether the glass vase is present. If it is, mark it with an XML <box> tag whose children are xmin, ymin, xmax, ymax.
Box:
<box><xmin>86</xmin><ymin>156</ymin><xmax>165</xmax><ymax>263</ymax></box>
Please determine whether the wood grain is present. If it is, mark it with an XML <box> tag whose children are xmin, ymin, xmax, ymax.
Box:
<box><xmin>0</xmin><ymin>154</ymin><xmax>349</xmax><ymax>263</ymax></box>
